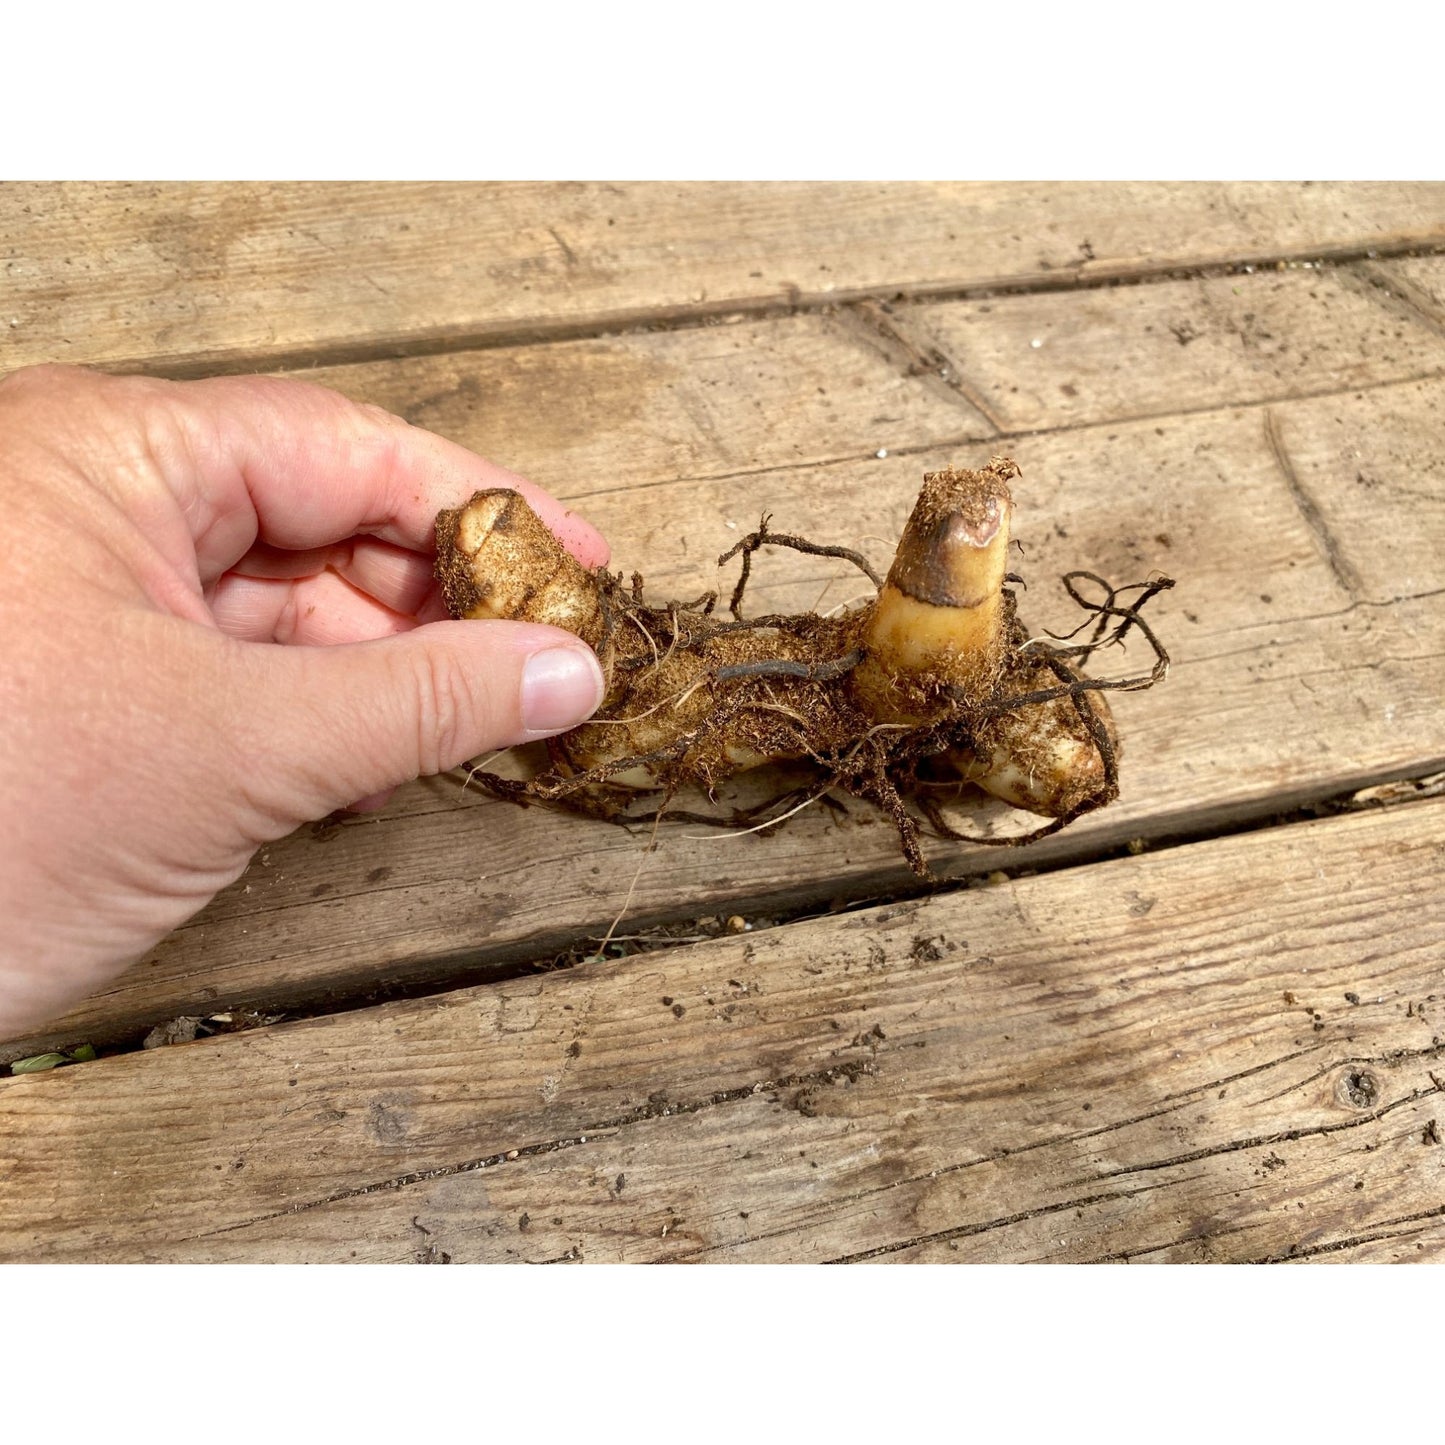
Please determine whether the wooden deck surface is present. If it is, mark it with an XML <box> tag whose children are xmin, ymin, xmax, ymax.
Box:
<box><xmin>2</xmin><ymin>182</ymin><xmax>1443</xmax><ymax>1262</ymax></box>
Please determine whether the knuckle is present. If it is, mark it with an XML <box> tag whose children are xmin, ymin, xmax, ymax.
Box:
<box><xmin>355</xmin><ymin>399</ymin><xmax>404</xmax><ymax>429</ymax></box>
<box><xmin>352</xmin><ymin>400</ymin><xmax>406</xmax><ymax>470</ymax></box>
<box><xmin>0</xmin><ymin>361</ymin><xmax>98</xmax><ymax>399</ymax></box>
<box><xmin>0</xmin><ymin>365</ymin><xmax>174</xmax><ymax>463</ymax></box>
<box><xmin>407</xmin><ymin>646</ymin><xmax>486</xmax><ymax>775</ymax></box>
<box><xmin>192</xmin><ymin>373</ymin><xmax>348</xmax><ymax>423</ymax></box>
<box><xmin>0</xmin><ymin>364</ymin><xmax>166</xmax><ymax>411</ymax></box>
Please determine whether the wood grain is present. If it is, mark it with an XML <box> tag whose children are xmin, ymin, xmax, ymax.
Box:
<box><xmin>1</xmin><ymin>799</ymin><xmax>1440</xmax><ymax>1263</ymax></box>
<box><xmin>1357</xmin><ymin>256</ymin><xmax>1445</xmax><ymax>333</ymax></box>
<box><xmin>904</xmin><ymin>259</ymin><xmax>1445</xmax><ymax>434</ymax></box>
<box><xmin>3</xmin><ymin>182</ymin><xmax>1442</xmax><ymax>375</ymax></box>
<box><xmin>6</xmin><ymin>364</ymin><xmax>1443</xmax><ymax>1063</ymax></box>
<box><xmin>9</xmin><ymin>184</ymin><xmax>1444</xmax><ymax>1270</ymax></box>
<box><xmin>283</xmin><ymin>258</ymin><xmax>1445</xmax><ymax>497</ymax></box>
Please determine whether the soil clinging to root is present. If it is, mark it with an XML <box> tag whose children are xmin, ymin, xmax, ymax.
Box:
<box><xmin>435</xmin><ymin>460</ymin><xmax>1173</xmax><ymax>878</ymax></box>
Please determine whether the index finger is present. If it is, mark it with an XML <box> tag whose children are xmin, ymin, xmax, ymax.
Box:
<box><xmin>153</xmin><ymin>374</ymin><xmax>610</xmax><ymax>580</ymax></box>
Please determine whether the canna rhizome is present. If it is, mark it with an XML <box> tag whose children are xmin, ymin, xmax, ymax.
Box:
<box><xmin>434</xmin><ymin>458</ymin><xmax>1172</xmax><ymax>878</ymax></box>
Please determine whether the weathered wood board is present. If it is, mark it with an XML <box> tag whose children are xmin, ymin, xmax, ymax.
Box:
<box><xmin>6</xmin><ymin>276</ymin><xmax>1443</xmax><ymax>1063</ymax></box>
<box><xmin>5</xmin><ymin>183</ymin><xmax>1445</xmax><ymax>1268</ymax></box>
<box><xmin>3</xmin><ymin>182</ymin><xmax>1443</xmax><ymax>375</ymax></box>
<box><xmin>2</xmin><ymin>799</ymin><xmax>1439</xmax><ymax>1263</ymax></box>
<box><xmin>906</xmin><ymin>258</ymin><xmax>1445</xmax><ymax>434</ymax></box>
<box><xmin>272</xmin><ymin>259</ymin><xmax>1445</xmax><ymax>493</ymax></box>
<box><xmin>1362</xmin><ymin>256</ymin><xmax>1445</xmax><ymax>327</ymax></box>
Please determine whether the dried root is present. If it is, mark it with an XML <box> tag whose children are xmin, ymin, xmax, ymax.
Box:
<box><xmin>434</xmin><ymin>460</ymin><xmax>1173</xmax><ymax>878</ymax></box>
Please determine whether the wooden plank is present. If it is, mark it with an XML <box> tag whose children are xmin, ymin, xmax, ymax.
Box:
<box><xmin>3</xmin><ymin>183</ymin><xmax>1443</xmax><ymax>376</ymax></box>
<box><xmin>903</xmin><ymin>260</ymin><xmax>1445</xmax><ymax>434</ymax></box>
<box><xmin>282</xmin><ymin>258</ymin><xmax>1445</xmax><ymax>497</ymax></box>
<box><xmin>1</xmin><ymin>799</ymin><xmax>1440</xmax><ymax>1262</ymax></box>
<box><xmin>319</xmin><ymin>307</ymin><xmax>995</xmax><ymax>492</ymax></box>
<box><xmin>6</xmin><ymin>363</ymin><xmax>1444</xmax><ymax>1063</ymax></box>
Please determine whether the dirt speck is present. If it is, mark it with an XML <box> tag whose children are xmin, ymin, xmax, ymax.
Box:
<box><xmin>910</xmin><ymin>936</ymin><xmax>945</xmax><ymax>964</ymax></box>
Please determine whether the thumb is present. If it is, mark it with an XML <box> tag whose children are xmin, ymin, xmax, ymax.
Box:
<box><xmin>241</xmin><ymin>619</ymin><xmax>606</xmax><ymax>822</ymax></box>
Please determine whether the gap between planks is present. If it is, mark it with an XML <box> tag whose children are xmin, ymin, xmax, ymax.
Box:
<box><xmin>12</xmin><ymin>764</ymin><xmax>1442</xmax><ymax>1071</ymax></box>
<box><xmin>72</xmin><ymin>239</ymin><xmax>1445</xmax><ymax>383</ymax></box>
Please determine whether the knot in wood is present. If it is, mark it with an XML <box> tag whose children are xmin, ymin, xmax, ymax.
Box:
<box><xmin>1336</xmin><ymin>1068</ymin><xmax>1381</xmax><ymax>1110</ymax></box>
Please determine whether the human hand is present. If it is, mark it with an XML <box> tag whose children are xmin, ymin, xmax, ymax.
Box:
<box><xmin>0</xmin><ymin>365</ymin><xmax>609</xmax><ymax>1038</ymax></box>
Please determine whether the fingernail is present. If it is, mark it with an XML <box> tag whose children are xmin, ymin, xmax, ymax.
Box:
<box><xmin>521</xmin><ymin>646</ymin><xmax>605</xmax><ymax>734</ymax></box>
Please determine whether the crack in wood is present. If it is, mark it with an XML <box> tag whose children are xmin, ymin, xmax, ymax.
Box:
<box><xmin>1252</xmin><ymin>1205</ymin><xmax>1445</xmax><ymax>1262</ymax></box>
<box><xmin>1264</xmin><ymin>649</ymin><xmax>1445</xmax><ymax>688</ymax></box>
<box><xmin>822</xmin><ymin>1181</ymin><xmax>1169</xmax><ymax>1263</ymax></box>
<box><xmin>1248</xmin><ymin>1042</ymin><xmax>1445</xmax><ymax>1107</ymax></box>
<box><xmin>574</xmin><ymin>450</ymin><xmax>882</xmax><ymax>502</ymax></box>
<box><xmin>170</xmin><ymin>872</ymin><xmax>488</xmax><ymax>932</ymax></box>
<box><xmin>566</xmin><ymin>366</ymin><xmax>1445</xmax><ymax>508</ymax></box>
<box><xmin>1079</xmin><ymin>1220</ymin><xmax>1256</xmax><ymax>1264</ymax></box>
<box><xmin>682</xmin><ymin>1054</ymin><xmax>1443</xmax><ymax>1263</ymax></box>
<box><xmin>545</xmin><ymin>227</ymin><xmax>577</xmax><ymax>268</ymax></box>
<box><xmin>841</xmin><ymin>300</ymin><xmax>1006</xmax><ymax>434</ymax></box>
<box><xmin>676</xmin><ymin>1041</ymin><xmax>1432</xmax><ymax>1261</ymax></box>
<box><xmin>1083</xmin><ymin>1080</ymin><xmax>1442</xmax><ymax>1184</ymax></box>
<box><xmin>534</xmin><ymin>1247</ymin><xmax>584</xmax><ymax>1264</ymax></box>
<box><xmin>789</xmin><ymin>1077</ymin><xmax>1442</xmax><ymax>1263</ymax></box>
<box><xmin>1000</xmin><ymin>368</ymin><xmax>1445</xmax><ymax>442</ymax></box>
<box><xmin>670</xmin><ymin>1097</ymin><xmax>1201</xmax><ymax>1261</ymax></box>
<box><xmin>1169</xmin><ymin>589</ymin><xmax>1445</xmax><ymax>660</ymax></box>
<box><xmin>1340</xmin><ymin>260</ymin><xmax>1445</xmax><ymax>342</ymax></box>
<box><xmin>1264</xmin><ymin>409</ymin><xmax>1365</xmax><ymax>601</ymax></box>
<box><xmin>179</xmin><ymin>1058</ymin><xmax>879</xmax><ymax>1242</ymax></box>
<box><xmin>1156</xmin><ymin>1041</ymin><xmax>1333</xmax><ymax>1103</ymax></box>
